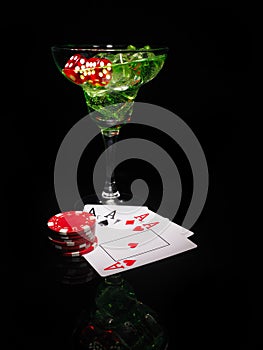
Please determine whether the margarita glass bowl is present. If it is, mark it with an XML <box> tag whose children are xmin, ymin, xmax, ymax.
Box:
<box><xmin>51</xmin><ymin>44</ymin><xmax>168</xmax><ymax>203</ymax></box>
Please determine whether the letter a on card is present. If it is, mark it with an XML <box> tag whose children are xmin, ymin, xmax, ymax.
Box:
<box><xmin>104</xmin><ymin>261</ymin><xmax>125</xmax><ymax>271</ymax></box>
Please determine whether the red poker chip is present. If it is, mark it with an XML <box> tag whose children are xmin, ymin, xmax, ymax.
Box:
<box><xmin>47</xmin><ymin>211</ymin><xmax>96</xmax><ymax>235</ymax></box>
<box><xmin>62</xmin><ymin>237</ymin><xmax>98</xmax><ymax>257</ymax></box>
<box><xmin>48</xmin><ymin>236</ymin><xmax>93</xmax><ymax>247</ymax></box>
<box><xmin>62</xmin><ymin>245</ymin><xmax>95</xmax><ymax>257</ymax></box>
<box><xmin>53</xmin><ymin>241</ymin><xmax>92</xmax><ymax>252</ymax></box>
<box><xmin>48</xmin><ymin>229</ymin><xmax>95</xmax><ymax>242</ymax></box>
<box><xmin>52</xmin><ymin>226</ymin><xmax>93</xmax><ymax>237</ymax></box>
<box><xmin>48</xmin><ymin>230</ymin><xmax>94</xmax><ymax>241</ymax></box>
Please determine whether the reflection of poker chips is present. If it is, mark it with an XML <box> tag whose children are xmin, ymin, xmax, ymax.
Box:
<box><xmin>59</xmin><ymin>256</ymin><xmax>84</xmax><ymax>263</ymax></box>
<box><xmin>54</xmin><ymin>256</ymin><xmax>97</xmax><ymax>285</ymax></box>
<box><xmin>61</xmin><ymin>266</ymin><xmax>96</xmax><ymax>285</ymax></box>
<box><xmin>47</xmin><ymin>210</ymin><xmax>96</xmax><ymax>235</ymax></box>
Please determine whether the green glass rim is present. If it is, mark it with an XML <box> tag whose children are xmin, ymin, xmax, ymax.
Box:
<box><xmin>51</xmin><ymin>44</ymin><xmax>169</xmax><ymax>53</ymax></box>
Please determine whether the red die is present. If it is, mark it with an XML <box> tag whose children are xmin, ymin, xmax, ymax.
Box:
<box><xmin>63</xmin><ymin>54</ymin><xmax>89</xmax><ymax>84</ymax></box>
<box><xmin>63</xmin><ymin>55</ymin><xmax>112</xmax><ymax>86</ymax></box>
<box><xmin>85</xmin><ymin>58</ymin><xmax>112</xmax><ymax>87</ymax></box>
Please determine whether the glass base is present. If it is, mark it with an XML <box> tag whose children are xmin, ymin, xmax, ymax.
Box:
<box><xmin>74</xmin><ymin>192</ymin><xmax>149</xmax><ymax>211</ymax></box>
<box><xmin>101</xmin><ymin>190</ymin><xmax>121</xmax><ymax>200</ymax></box>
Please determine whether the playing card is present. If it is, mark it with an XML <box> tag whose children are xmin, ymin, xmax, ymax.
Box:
<box><xmin>83</xmin><ymin>204</ymin><xmax>194</xmax><ymax>237</ymax></box>
<box><xmin>100</xmin><ymin>230</ymin><xmax>170</xmax><ymax>261</ymax></box>
<box><xmin>168</xmin><ymin>221</ymin><xmax>194</xmax><ymax>238</ymax></box>
<box><xmin>83</xmin><ymin>204</ymin><xmax>116</xmax><ymax>227</ymax></box>
<box><xmin>83</xmin><ymin>204</ymin><xmax>148</xmax><ymax>228</ymax></box>
<box><xmin>114</xmin><ymin>208</ymin><xmax>194</xmax><ymax>238</ymax></box>
<box><xmin>83</xmin><ymin>223</ymin><xmax>197</xmax><ymax>276</ymax></box>
<box><xmin>111</xmin><ymin>207</ymin><xmax>162</xmax><ymax>230</ymax></box>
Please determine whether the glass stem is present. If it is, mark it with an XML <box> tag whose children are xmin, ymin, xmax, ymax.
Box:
<box><xmin>101</xmin><ymin>129</ymin><xmax>120</xmax><ymax>199</ymax></box>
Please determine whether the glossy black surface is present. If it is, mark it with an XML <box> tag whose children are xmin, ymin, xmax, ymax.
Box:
<box><xmin>6</xmin><ymin>5</ymin><xmax>249</xmax><ymax>349</ymax></box>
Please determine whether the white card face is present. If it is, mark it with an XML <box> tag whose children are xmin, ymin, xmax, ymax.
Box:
<box><xmin>124</xmin><ymin>209</ymin><xmax>194</xmax><ymax>238</ymax></box>
<box><xmin>168</xmin><ymin>221</ymin><xmax>194</xmax><ymax>238</ymax></box>
<box><xmin>100</xmin><ymin>229</ymin><xmax>170</xmax><ymax>260</ymax></box>
<box><xmin>83</xmin><ymin>224</ymin><xmax>197</xmax><ymax>277</ymax></box>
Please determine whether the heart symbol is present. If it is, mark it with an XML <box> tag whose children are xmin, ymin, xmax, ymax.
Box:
<box><xmin>123</xmin><ymin>259</ymin><xmax>136</xmax><ymax>266</ymax></box>
<box><xmin>133</xmin><ymin>226</ymin><xmax>144</xmax><ymax>231</ymax></box>
<box><xmin>128</xmin><ymin>242</ymin><xmax>138</xmax><ymax>249</ymax></box>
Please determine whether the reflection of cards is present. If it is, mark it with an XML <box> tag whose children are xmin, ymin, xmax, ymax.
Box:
<box><xmin>83</xmin><ymin>222</ymin><xmax>197</xmax><ymax>277</ymax></box>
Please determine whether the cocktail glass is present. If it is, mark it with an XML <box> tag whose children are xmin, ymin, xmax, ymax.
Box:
<box><xmin>51</xmin><ymin>44</ymin><xmax>168</xmax><ymax>206</ymax></box>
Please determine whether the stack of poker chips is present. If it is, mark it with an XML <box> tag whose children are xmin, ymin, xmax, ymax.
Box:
<box><xmin>47</xmin><ymin>210</ymin><xmax>98</xmax><ymax>257</ymax></box>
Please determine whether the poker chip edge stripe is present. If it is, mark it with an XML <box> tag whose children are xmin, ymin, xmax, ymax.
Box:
<box><xmin>62</xmin><ymin>237</ymin><xmax>98</xmax><ymax>257</ymax></box>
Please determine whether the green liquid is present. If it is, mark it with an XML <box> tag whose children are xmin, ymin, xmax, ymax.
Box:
<box><xmin>72</xmin><ymin>276</ymin><xmax>168</xmax><ymax>349</ymax></box>
<box><xmin>81</xmin><ymin>54</ymin><xmax>167</xmax><ymax>132</ymax></box>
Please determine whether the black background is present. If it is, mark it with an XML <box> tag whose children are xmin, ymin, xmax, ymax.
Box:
<box><xmin>5</xmin><ymin>3</ymin><xmax>251</xmax><ymax>349</ymax></box>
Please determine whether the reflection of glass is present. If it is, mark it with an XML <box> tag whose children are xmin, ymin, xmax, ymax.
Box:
<box><xmin>72</xmin><ymin>275</ymin><xmax>169</xmax><ymax>349</ymax></box>
<box><xmin>51</xmin><ymin>44</ymin><xmax>168</xmax><ymax>205</ymax></box>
